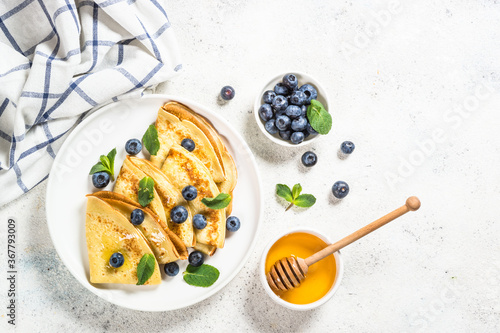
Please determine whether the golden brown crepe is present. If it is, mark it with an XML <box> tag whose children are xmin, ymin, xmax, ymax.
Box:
<box><xmin>85</xmin><ymin>196</ymin><xmax>161</xmax><ymax>285</ymax></box>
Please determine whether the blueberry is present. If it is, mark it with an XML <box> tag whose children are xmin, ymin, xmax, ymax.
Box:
<box><xmin>188</xmin><ymin>251</ymin><xmax>204</xmax><ymax>267</ymax></box>
<box><xmin>130</xmin><ymin>209</ymin><xmax>145</xmax><ymax>225</ymax></box>
<box><xmin>341</xmin><ymin>141</ymin><xmax>355</xmax><ymax>154</ymax></box>
<box><xmin>220</xmin><ymin>86</ymin><xmax>235</xmax><ymax>100</ymax></box>
<box><xmin>302</xmin><ymin>130</ymin><xmax>310</xmax><ymax>139</ymax></box>
<box><xmin>275</xmin><ymin>109</ymin><xmax>287</xmax><ymax>117</ymax></box>
<box><xmin>282</xmin><ymin>74</ymin><xmax>298</xmax><ymax>91</ymax></box>
<box><xmin>272</xmin><ymin>95</ymin><xmax>288</xmax><ymax>111</ymax></box>
<box><xmin>291</xmin><ymin>117</ymin><xmax>308</xmax><ymax>132</ymax></box>
<box><xmin>109</xmin><ymin>252</ymin><xmax>124</xmax><ymax>268</ymax></box>
<box><xmin>285</xmin><ymin>105</ymin><xmax>302</xmax><ymax>119</ymax></box>
<box><xmin>264</xmin><ymin>119</ymin><xmax>278</xmax><ymax>135</ymax></box>
<box><xmin>262</xmin><ymin>90</ymin><xmax>276</xmax><ymax>104</ymax></box>
<box><xmin>164</xmin><ymin>262</ymin><xmax>179</xmax><ymax>276</ymax></box>
<box><xmin>181</xmin><ymin>138</ymin><xmax>195</xmax><ymax>152</ymax></box>
<box><xmin>92</xmin><ymin>171</ymin><xmax>110</xmax><ymax>188</ymax></box>
<box><xmin>279</xmin><ymin>130</ymin><xmax>292</xmax><ymax>140</ymax></box>
<box><xmin>192</xmin><ymin>214</ymin><xmax>207</xmax><ymax>230</ymax></box>
<box><xmin>275</xmin><ymin>115</ymin><xmax>291</xmax><ymax>131</ymax></box>
<box><xmin>274</xmin><ymin>83</ymin><xmax>289</xmax><ymax>96</ymax></box>
<box><xmin>301</xmin><ymin>105</ymin><xmax>308</xmax><ymax>117</ymax></box>
<box><xmin>299</xmin><ymin>84</ymin><xmax>318</xmax><ymax>104</ymax></box>
<box><xmin>182</xmin><ymin>185</ymin><xmax>197</xmax><ymax>201</ymax></box>
<box><xmin>125</xmin><ymin>139</ymin><xmax>142</xmax><ymax>155</ymax></box>
<box><xmin>289</xmin><ymin>90</ymin><xmax>307</xmax><ymax>106</ymax></box>
<box><xmin>226</xmin><ymin>216</ymin><xmax>241</xmax><ymax>232</ymax></box>
<box><xmin>259</xmin><ymin>104</ymin><xmax>273</xmax><ymax>122</ymax></box>
<box><xmin>306</xmin><ymin>123</ymin><xmax>318</xmax><ymax>135</ymax></box>
<box><xmin>290</xmin><ymin>131</ymin><xmax>305</xmax><ymax>144</ymax></box>
<box><xmin>332</xmin><ymin>181</ymin><xmax>349</xmax><ymax>199</ymax></box>
<box><xmin>301</xmin><ymin>151</ymin><xmax>317</xmax><ymax>167</ymax></box>
<box><xmin>170</xmin><ymin>206</ymin><xmax>188</xmax><ymax>224</ymax></box>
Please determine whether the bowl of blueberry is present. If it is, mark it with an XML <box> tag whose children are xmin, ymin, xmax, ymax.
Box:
<box><xmin>254</xmin><ymin>72</ymin><xmax>331</xmax><ymax>146</ymax></box>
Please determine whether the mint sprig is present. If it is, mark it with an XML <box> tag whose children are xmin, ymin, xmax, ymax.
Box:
<box><xmin>276</xmin><ymin>183</ymin><xmax>316</xmax><ymax>211</ymax></box>
<box><xmin>201</xmin><ymin>193</ymin><xmax>231</xmax><ymax>210</ymax></box>
<box><xmin>142</xmin><ymin>124</ymin><xmax>160</xmax><ymax>156</ymax></box>
<box><xmin>307</xmin><ymin>99</ymin><xmax>332</xmax><ymax>135</ymax></box>
<box><xmin>89</xmin><ymin>148</ymin><xmax>117</xmax><ymax>180</ymax></box>
<box><xmin>136</xmin><ymin>253</ymin><xmax>156</xmax><ymax>285</ymax></box>
<box><xmin>138</xmin><ymin>176</ymin><xmax>155</xmax><ymax>207</ymax></box>
<box><xmin>183</xmin><ymin>264</ymin><xmax>220</xmax><ymax>287</ymax></box>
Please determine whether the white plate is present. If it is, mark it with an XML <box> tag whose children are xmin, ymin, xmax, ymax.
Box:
<box><xmin>45</xmin><ymin>95</ymin><xmax>263</xmax><ymax>312</ymax></box>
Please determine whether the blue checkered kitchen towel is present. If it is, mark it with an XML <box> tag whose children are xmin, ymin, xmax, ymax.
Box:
<box><xmin>0</xmin><ymin>0</ymin><xmax>182</xmax><ymax>207</ymax></box>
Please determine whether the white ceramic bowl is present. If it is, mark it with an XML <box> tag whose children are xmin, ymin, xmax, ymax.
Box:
<box><xmin>253</xmin><ymin>71</ymin><xmax>330</xmax><ymax>147</ymax></box>
<box><xmin>259</xmin><ymin>227</ymin><xmax>344</xmax><ymax>311</ymax></box>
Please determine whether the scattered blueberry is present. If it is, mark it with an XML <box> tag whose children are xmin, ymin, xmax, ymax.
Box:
<box><xmin>272</xmin><ymin>95</ymin><xmax>288</xmax><ymax>111</ymax></box>
<box><xmin>130</xmin><ymin>209</ymin><xmax>145</xmax><ymax>225</ymax></box>
<box><xmin>275</xmin><ymin>115</ymin><xmax>291</xmax><ymax>131</ymax></box>
<box><xmin>259</xmin><ymin>104</ymin><xmax>273</xmax><ymax>122</ymax></box>
<box><xmin>279</xmin><ymin>130</ymin><xmax>292</xmax><ymax>140</ymax></box>
<box><xmin>301</xmin><ymin>151</ymin><xmax>317</xmax><ymax>167</ymax></box>
<box><xmin>265</xmin><ymin>119</ymin><xmax>279</xmax><ymax>135</ymax></box>
<box><xmin>220</xmin><ymin>86</ymin><xmax>235</xmax><ymax>100</ymax></box>
<box><xmin>299</xmin><ymin>84</ymin><xmax>318</xmax><ymax>104</ymax></box>
<box><xmin>332</xmin><ymin>181</ymin><xmax>349</xmax><ymax>199</ymax></box>
<box><xmin>306</xmin><ymin>123</ymin><xmax>318</xmax><ymax>135</ymax></box>
<box><xmin>290</xmin><ymin>131</ymin><xmax>305</xmax><ymax>144</ymax></box>
<box><xmin>182</xmin><ymin>185</ymin><xmax>197</xmax><ymax>201</ymax></box>
<box><xmin>263</xmin><ymin>90</ymin><xmax>277</xmax><ymax>104</ymax></box>
<box><xmin>92</xmin><ymin>171</ymin><xmax>110</xmax><ymax>188</ymax></box>
<box><xmin>226</xmin><ymin>216</ymin><xmax>241</xmax><ymax>232</ymax></box>
<box><xmin>282</xmin><ymin>73</ymin><xmax>298</xmax><ymax>91</ymax></box>
<box><xmin>109</xmin><ymin>252</ymin><xmax>124</xmax><ymax>268</ymax></box>
<box><xmin>181</xmin><ymin>138</ymin><xmax>195</xmax><ymax>152</ymax></box>
<box><xmin>289</xmin><ymin>90</ymin><xmax>307</xmax><ymax>106</ymax></box>
<box><xmin>285</xmin><ymin>105</ymin><xmax>302</xmax><ymax>119</ymax></box>
<box><xmin>188</xmin><ymin>251</ymin><xmax>204</xmax><ymax>267</ymax></box>
<box><xmin>125</xmin><ymin>139</ymin><xmax>142</xmax><ymax>155</ymax></box>
<box><xmin>170</xmin><ymin>206</ymin><xmax>188</xmax><ymax>224</ymax></box>
<box><xmin>300</xmin><ymin>105</ymin><xmax>308</xmax><ymax>117</ymax></box>
<box><xmin>193</xmin><ymin>214</ymin><xmax>207</xmax><ymax>230</ymax></box>
<box><xmin>274</xmin><ymin>83</ymin><xmax>289</xmax><ymax>96</ymax></box>
<box><xmin>341</xmin><ymin>141</ymin><xmax>355</xmax><ymax>154</ymax></box>
<box><xmin>291</xmin><ymin>117</ymin><xmax>308</xmax><ymax>132</ymax></box>
<box><xmin>164</xmin><ymin>262</ymin><xmax>179</xmax><ymax>276</ymax></box>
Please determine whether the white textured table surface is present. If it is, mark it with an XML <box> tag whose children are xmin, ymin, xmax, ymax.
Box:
<box><xmin>1</xmin><ymin>1</ymin><xmax>500</xmax><ymax>332</ymax></box>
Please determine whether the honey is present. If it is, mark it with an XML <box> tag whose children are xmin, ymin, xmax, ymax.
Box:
<box><xmin>265</xmin><ymin>232</ymin><xmax>336</xmax><ymax>305</ymax></box>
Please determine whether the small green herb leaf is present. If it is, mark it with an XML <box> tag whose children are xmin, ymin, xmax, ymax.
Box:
<box><xmin>201</xmin><ymin>193</ymin><xmax>231</xmax><ymax>210</ymax></box>
<box><xmin>307</xmin><ymin>99</ymin><xmax>332</xmax><ymax>135</ymax></box>
<box><xmin>183</xmin><ymin>264</ymin><xmax>220</xmax><ymax>287</ymax></box>
<box><xmin>276</xmin><ymin>184</ymin><xmax>293</xmax><ymax>202</ymax></box>
<box><xmin>138</xmin><ymin>176</ymin><xmax>155</xmax><ymax>207</ymax></box>
<box><xmin>142</xmin><ymin>124</ymin><xmax>160</xmax><ymax>155</ymax></box>
<box><xmin>89</xmin><ymin>148</ymin><xmax>117</xmax><ymax>180</ymax></box>
<box><xmin>136</xmin><ymin>254</ymin><xmax>156</xmax><ymax>285</ymax></box>
<box><xmin>292</xmin><ymin>183</ymin><xmax>302</xmax><ymax>199</ymax></box>
<box><xmin>294</xmin><ymin>194</ymin><xmax>317</xmax><ymax>208</ymax></box>
<box><xmin>276</xmin><ymin>183</ymin><xmax>316</xmax><ymax>211</ymax></box>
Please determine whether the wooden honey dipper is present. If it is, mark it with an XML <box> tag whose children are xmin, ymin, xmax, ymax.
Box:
<box><xmin>266</xmin><ymin>196</ymin><xmax>421</xmax><ymax>294</ymax></box>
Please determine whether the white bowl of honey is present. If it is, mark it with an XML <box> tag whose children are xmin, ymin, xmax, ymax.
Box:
<box><xmin>260</xmin><ymin>227</ymin><xmax>344</xmax><ymax>311</ymax></box>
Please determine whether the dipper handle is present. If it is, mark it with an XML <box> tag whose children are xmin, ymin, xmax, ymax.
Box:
<box><xmin>304</xmin><ymin>196</ymin><xmax>421</xmax><ymax>266</ymax></box>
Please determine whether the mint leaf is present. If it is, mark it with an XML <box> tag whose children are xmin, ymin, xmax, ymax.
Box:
<box><xmin>89</xmin><ymin>148</ymin><xmax>117</xmax><ymax>180</ymax></box>
<box><xmin>307</xmin><ymin>99</ymin><xmax>332</xmax><ymax>135</ymax></box>
<box><xmin>294</xmin><ymin>194</ymin><xmax>316</xmax><ymax>208</ymax></box>
<box><xmin>138</xmin><ymin>176</ymin><xmax>155</xmax><ymax>207</ymax></box>
<box><xmin>292</xmin><ymin>183</ymin><xmax>302</xmax><ymax>199</ymax></box>
<box><xmin>201</xmin><ymin>193</ymin><xmax>231</xmax><ymax>209</ymax></box>
<box><xmin>136</xmin><ymin>253</ymin><xmax>156</xmax><ymax>285</ymax></box>
<box><xmin>142</xmin><ymin>124</ymin><xmax>160</xmax><ymax>156</ymax></box>
<box><xmin>183</xmin><ymin>264</ymin><xmax>220</xmax><ymax>287</ymax></box>
<box><xmin>276</xmin><ymin>184</ymin><xmax>293</xmax><ymax>202</ymax></box>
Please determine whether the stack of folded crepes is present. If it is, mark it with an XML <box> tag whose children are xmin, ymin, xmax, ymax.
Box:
<box><xmin>85</xmin><ymin>102</ymin><xmax>237</xmax><ymax>284</ymax></box>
